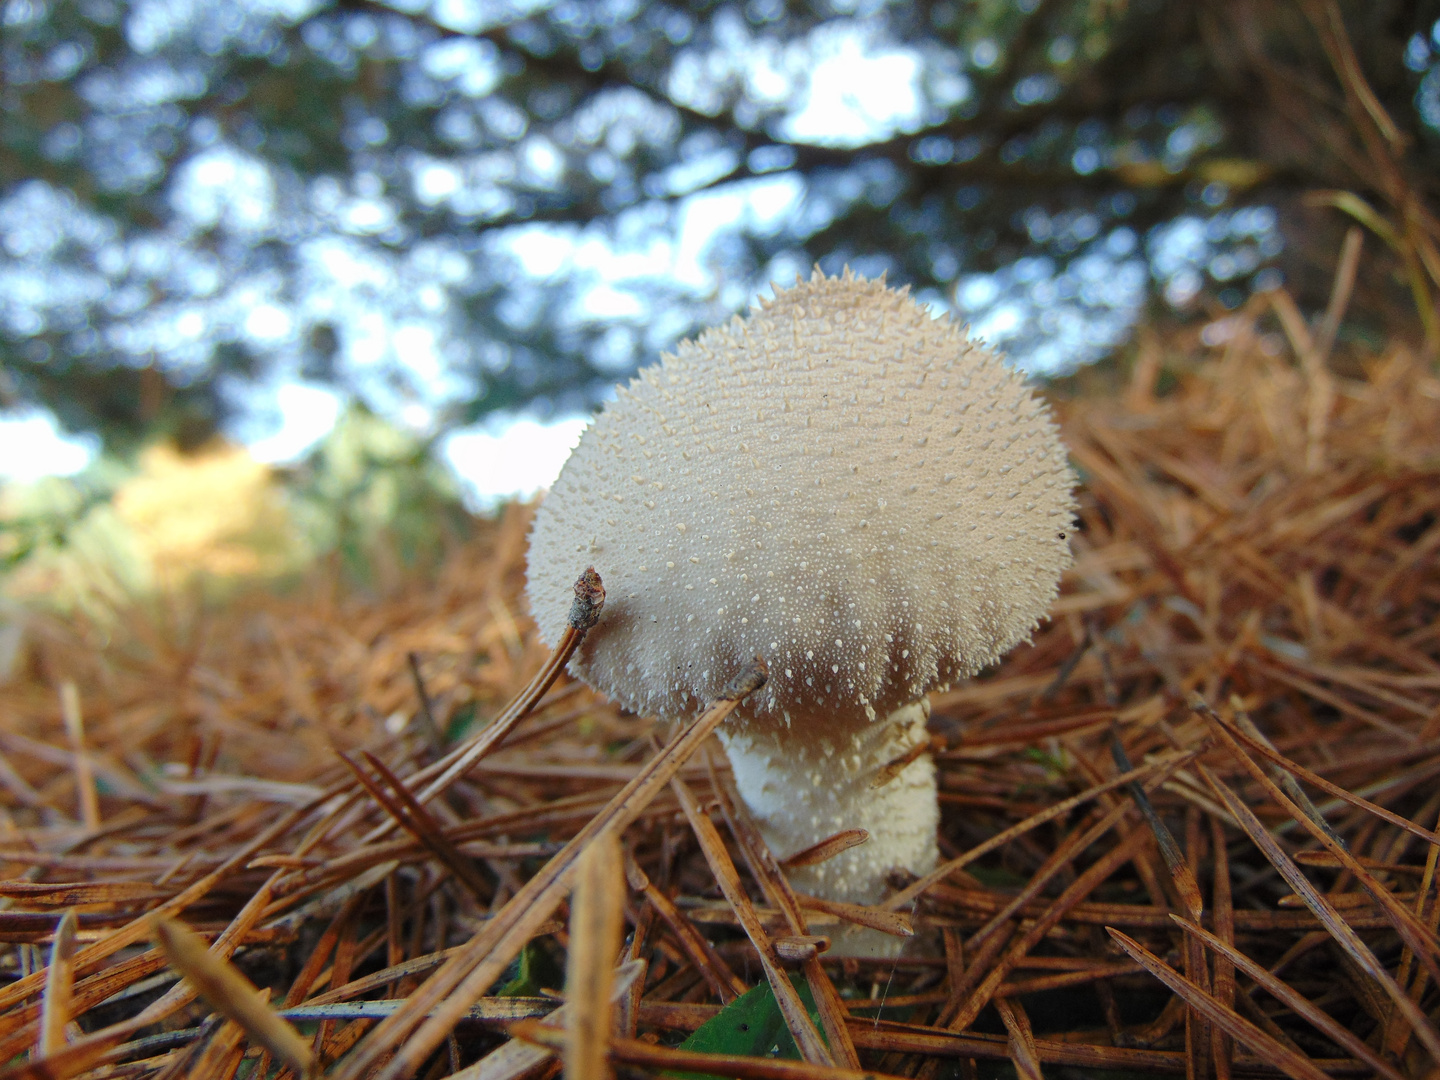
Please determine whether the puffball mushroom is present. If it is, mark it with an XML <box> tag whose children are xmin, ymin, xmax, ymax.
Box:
<box><xmin>527</xmin><ymin>269</ymin><xmax>1076</xmax><ymax>937</ymax></box>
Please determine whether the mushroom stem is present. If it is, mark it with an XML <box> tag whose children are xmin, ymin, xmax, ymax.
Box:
<box><xmin>718</xmin><ymin>699</ymin><xmax>939</xmax><ymax>954</ymax></box>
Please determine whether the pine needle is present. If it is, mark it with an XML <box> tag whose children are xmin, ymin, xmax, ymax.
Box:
<box><xmin>149</xmin><ymin>915</ymin><xmax>315</xmax><ymax>1078</ymax></box>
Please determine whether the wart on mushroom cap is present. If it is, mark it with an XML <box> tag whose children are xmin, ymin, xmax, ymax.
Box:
<box><xmin>526</xmin><ymin>269</ymin><xmax>1076</xmax><ymax>933</ymax></box>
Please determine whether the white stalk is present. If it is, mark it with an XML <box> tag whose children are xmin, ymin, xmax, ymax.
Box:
<box><xmin>718</xmin><ymin>700</ymin><xmax>939</xmax><ymax>955</ymax></box>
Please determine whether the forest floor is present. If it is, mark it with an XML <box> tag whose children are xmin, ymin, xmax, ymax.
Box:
<box><xmin>0</xmin><ymin>296</ymin><xmax>1438</xmax><ymax>1080</ymax></box>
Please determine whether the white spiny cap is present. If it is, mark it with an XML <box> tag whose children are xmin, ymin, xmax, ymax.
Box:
<box><xmin>526</xmin><ymin>269</ymin><xmax>1077</xmax><ymax>727</ymax></box>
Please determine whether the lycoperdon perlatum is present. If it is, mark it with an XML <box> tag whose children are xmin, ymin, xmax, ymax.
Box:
<box><xmin>527</xmin><ymin>269</ymin><xmax>1076</xmax><ymax>952</ymax></box>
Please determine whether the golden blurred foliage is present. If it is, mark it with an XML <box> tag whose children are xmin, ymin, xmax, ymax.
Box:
<box><xmin>1</xmin><ymin>442</ymin><xmax>306</xmax><ymax>617</ymax></box>
<box><xmin>1</xmin><ymin>407</ymin><xmax>471</xmax><ymax>624</ymax></box>
<box><xmin>112</xmin><ymin>442</ymin><xmax>298</xmax><ymax>582</ymax></box>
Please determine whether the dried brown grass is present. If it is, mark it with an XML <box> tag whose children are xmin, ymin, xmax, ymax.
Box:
<box><xmin>0</xmin><ymin>297</ymin><xmax>1437</xmax><ymax>1080</ymax></box>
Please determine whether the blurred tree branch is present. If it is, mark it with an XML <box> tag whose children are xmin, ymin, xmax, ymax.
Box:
<box><xmin>1</xmin><ymin>0</ymin><xmax>1437</xmax><ymax>454</ymax></box>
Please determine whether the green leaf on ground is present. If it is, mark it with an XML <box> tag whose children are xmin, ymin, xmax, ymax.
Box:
<box><xmin>496</xmin><ymin>939</ymin><xmax>561</xmax><ymax>998</ymax></box>
<box><xmin>667</xmin><ymin>976</ymin><xmax>822</xmax><ymax>1079</ymax></box>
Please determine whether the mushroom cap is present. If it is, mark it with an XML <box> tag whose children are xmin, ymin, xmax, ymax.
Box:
<box><xmin>526</xmin><ymin>270</ymin><xmax>1076</xmax><ymax>726</ymax></box>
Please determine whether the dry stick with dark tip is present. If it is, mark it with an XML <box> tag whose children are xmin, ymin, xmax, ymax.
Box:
<box><xmin>360</xmin><ymin>567</ymin><xmax>608</xmax><ymax>846</ymax></box>
<box><xmin>333</xmin><ymin>655</ymin><xmax>768</xmax><ymax>1080</ymax></box>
